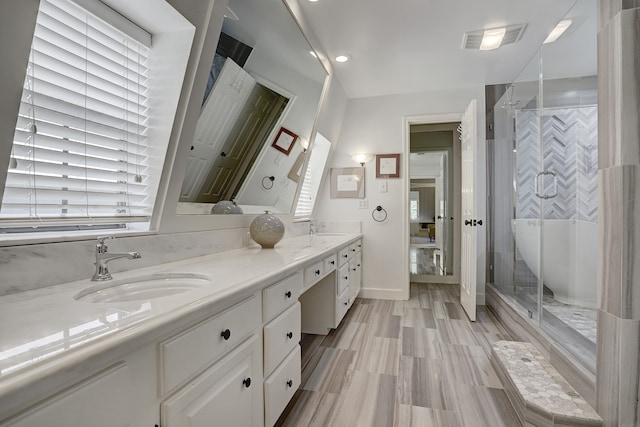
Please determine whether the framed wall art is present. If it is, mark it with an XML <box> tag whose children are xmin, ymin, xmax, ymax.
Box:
<box><xmin>271</xmin><ymin>127</ymin><xmax>298</xmax><ymax>155</ymax></box>
<box><xmin>329</xmin><ymin>167</ymin><xmax>365</xmax><ymax>199</ymax></box>
<box><xmin>376</xmin><ymin>154</ymin><xmax>400</xmax><ymax>178</ymax></box>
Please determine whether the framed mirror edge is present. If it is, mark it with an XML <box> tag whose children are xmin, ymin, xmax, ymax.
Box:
<box><xmin>170</xmin><ymin>0</ymin><xmax>331</xmax><ymax>222</ymax></box>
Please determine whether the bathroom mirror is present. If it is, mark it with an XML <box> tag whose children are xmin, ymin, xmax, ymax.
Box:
<box><xmin>176</xmin><ymin>0</ymin><xmax>327</xmax><ymax>215</ymax></box>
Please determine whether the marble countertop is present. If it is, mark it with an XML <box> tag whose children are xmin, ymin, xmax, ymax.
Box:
<box><xmin>0</xmin><ymin>233</ymin><xmax>360</xmax><ymax>398</ymax></box>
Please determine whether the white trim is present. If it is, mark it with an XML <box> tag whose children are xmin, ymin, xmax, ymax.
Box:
<box><xmin>402</xmin><ymin>113</ymin><xmax>462</xmax><ymax>301</ymax></box>
<box><xmin>358</xmin><ymin>288</ymin><xmax>405</xmax><ymax>301</ymax></box>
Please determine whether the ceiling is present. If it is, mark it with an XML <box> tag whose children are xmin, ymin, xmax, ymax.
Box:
<box><xmin>297</xmin><ymin>0</ymin><xmax>582</xmax><ymax>99</ymax></box>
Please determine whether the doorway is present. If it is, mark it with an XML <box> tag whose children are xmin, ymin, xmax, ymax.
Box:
<box><xmin>407</xmin><ymin>121</ymin><xmax>461</xmax><ymax>285</ymax></box>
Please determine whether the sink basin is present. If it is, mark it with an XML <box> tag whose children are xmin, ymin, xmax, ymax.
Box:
<box><xmin>314</xmin><ymin>233</ymin><xmax>346</xmax><ymax>237</ymax></box>
<box><xmin>74</xmin><ymin>273</ymin><xmax>212</xmax><ymax>303</ymax></box>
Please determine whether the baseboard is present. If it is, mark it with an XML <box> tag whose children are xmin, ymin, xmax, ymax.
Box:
<box><xmin>358</xmin><ymin>288</ymin><xmax>405</xmax><ymax>300</ymax></box>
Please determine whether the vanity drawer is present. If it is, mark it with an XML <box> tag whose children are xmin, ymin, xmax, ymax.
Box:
<box><xmin>354</xmin><ymin>239</ymin><xmax>363</xmax><ymax>252</ymax></box>
<box><xmin>264</xmin><ymin>302</ymin><xmax>301</xmax><ymax>375</ymax></box>
<box><xmin>348</xmin><ymin>242</ymin><xmax>359</xmax><ymax>256</ymax></box>
<box><xmin>336</xmin><ymin>287</ymin><xmax>350</xmax><ymax>326</ymax></box>
<box><xmin>264</xmin><ymin>346</ymin><xmax>301</xmax><ymax>427</ymax></box>
<box><xmin>303</xmin><ymin>260</ymin><xmax>324</xmax><ymax>288</ymax></box>
<box><xmin>337</xmin><ymin>263</ymin><xmax>349</xmax><ymax>296</ymax></box>
<box><xmin>338</xmin><ymin>246</ymin><xmax>350</xmax><ymax>266</ymax></box>
<box><xmin>323</xmin><ymin>253</ymin><xmax>337</xmax><ymax>273</ymax></box>
<box><xmin>159</xmin><ymin>295</ymin><xmax>260</xmax><ymax>395</ymax></box>
<box><xmin>263</xmin><ymin>271</ymin><xmax>302</xmax><ymax>323</ymax></box>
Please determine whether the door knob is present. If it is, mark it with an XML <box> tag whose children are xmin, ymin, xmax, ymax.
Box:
<box><xmin>220</xmin><ymin>151</ymin><xmax>227</xmax><ymax>157</ymax></box>
<box><xmin>465</xmin><ymin>220</ymin><xmax>472</xmax><ymax>226</ymax></box>
<box><xmin>287</xmin><ymin>380</ymin><xmax>293</xmax><ymax>387</ymax></box>
<box><xmin>287</xmin><ymin>331</ymin><xmax>293</xmax><ymax>339</ymax></box>
<box><xmin>243</xmin><ymin>377</ymin><xmax>251</xmax><ymax>388</ymax></box>
<box><xmin>477</xmin><ymin>219</ymin><xmax>483</xmax><ymax>226</ymax></box>
<box><xmin>285</xmin><ymin>291</ymin><xmax>292</xmax><ymax>298</ymax></box>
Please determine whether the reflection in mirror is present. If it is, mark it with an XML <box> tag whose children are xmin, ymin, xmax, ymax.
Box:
<box><xmin>294</xmin><ymin>133</ymin><xmax>332</xmax><ymax>218</ymax></box>
<box><xmin>177</xmin><ymin>0</ymin><xmax>327</xmax><ymax>215</ymax></box>
<box><xmin>409</xmin><ymin>123</ymin><xmax>460</xmax><ymax>281</ymax></box>
<box><xmin>409</xmin><ymin>151</ymin><xmax>453</xmax><ymax>277</ymax></box>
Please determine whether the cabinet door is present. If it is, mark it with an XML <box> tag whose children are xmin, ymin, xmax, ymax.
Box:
<box><xmin>162</xmin><ymin>336</ymin><xmax>263</xmax><ymax>427</ymax></box>
<box><xmin>2</xmin><ymin>363</ymin><xmax>131</xmax><ymax>427</ymax></box>
<box><xmin>349</xmin><ymin>253</ymin><xmax>362</xmax><ymax>302</ymax></box>
<box><xmin>337</xmin><ymin>263</ymin><xmax>349</xmax><ymax>296</ymax></box>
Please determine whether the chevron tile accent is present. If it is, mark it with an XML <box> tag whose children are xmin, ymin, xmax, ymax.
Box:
<box><xmin>515</xmin><ymin>106</ymin><xmax>598</xmax><ymax>222</ymax></box>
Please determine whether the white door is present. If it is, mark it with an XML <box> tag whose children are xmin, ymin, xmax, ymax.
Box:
<box><xmin>180</xmin><ymin>59</ymin><xmax>256</xmax><ymax>201</ymax></box>
<box><xmin>460</xmin><ymin>99</ymin><xmax>477</xmax><ymax>321</ymax></box>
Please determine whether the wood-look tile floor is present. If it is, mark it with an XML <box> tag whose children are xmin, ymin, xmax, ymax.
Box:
<box><xmin>276</xmin><ymin>283</ymin><xmax>519</xmax><ymax>427</ymax></box>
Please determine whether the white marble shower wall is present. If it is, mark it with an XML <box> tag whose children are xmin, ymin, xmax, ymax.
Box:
<box><xmin>515</xmin><ymin>106</ymin><xmax>598</xmax><ymax>222</ymax></box>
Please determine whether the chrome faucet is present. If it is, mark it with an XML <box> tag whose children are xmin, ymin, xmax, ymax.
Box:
<box><xmin>92</xmin><ymin>236</ymin><xmax>141</xmax><ymax>281</ymax></box>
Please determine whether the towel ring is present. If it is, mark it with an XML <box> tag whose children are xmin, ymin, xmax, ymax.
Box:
<box><xmin>262</xmin><ymin>176</ymin><xmax>275</xmax><ymax>190</ymax></box>
<box><xmin>372</xmin><ymin>205</ymin><xmax>387</xmax><ymax>222</ymax></box>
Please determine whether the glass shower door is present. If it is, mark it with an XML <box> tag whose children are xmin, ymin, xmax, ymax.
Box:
<box><xmin>490</xmin><ymin>51</ymin><xmax>544</xmax><ymax>322</ymax></box>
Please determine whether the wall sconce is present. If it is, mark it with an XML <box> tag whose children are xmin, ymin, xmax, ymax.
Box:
<box><xmin>299</xmin><ymin>137</ymin><xmax>309</xmax><ymax>152</ymax></box>
<box><xmin>350</xmin><ymin>153</ymin><xmax>374</xmax><ymax>166</ymax></box>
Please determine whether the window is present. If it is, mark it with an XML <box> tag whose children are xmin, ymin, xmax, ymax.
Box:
<box><xmin>1</xmin><ymin>0</ymin><xmax>155</xmax><ymax>234</ymax></box>
<box><xmin>409</xmin><ymin>191</ymin><xmax>419</xmax><ymax>221</ymax></box>
<box><xmin>294</xmin><ymin>133</ymin><xmax>331</xmax><ymax>218</ymax></box>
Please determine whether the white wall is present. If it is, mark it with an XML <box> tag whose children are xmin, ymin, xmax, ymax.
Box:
<box><xmin>314</xmin><ymin>86</ymin><xmax>486</xmax><ymax>300</ymax></box>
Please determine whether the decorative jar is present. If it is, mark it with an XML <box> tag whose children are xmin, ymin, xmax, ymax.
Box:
<box><xmin>211</xmin><ymin>200</ymin><xmax>243</xmax><ymax>214</ymax></box>
<box><xmin>250</xmin><ymin>211</ymin><xmax>285</xmax><ymax>248</ymax></box>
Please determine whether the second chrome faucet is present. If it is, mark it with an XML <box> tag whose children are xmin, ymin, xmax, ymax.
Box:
<box><xmin>92</xmin><ymin>236</ymin><xmax>141</xmax><ymax>281</ymax></box>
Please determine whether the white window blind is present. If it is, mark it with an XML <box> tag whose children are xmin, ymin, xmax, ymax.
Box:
<box><xmin>295</xmin><ymin>156</ymin><xmax>314</xmax><ymax>217</ymax></box>
<box><xmin>410</xmin><ymin>191</ymin><xmax>419</xmax><ymax>221</ymax></box>
<box><xmin>1</xmin><ymin>0</ymin><xmax>150</xmax><ymax>229</ymax></box>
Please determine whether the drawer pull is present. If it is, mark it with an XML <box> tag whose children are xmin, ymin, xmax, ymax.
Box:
<box><xmin>352</xmin><ymin>268</ymin><xmax>357</xmax><ymax>271</ymax></box>
<box><xmin>287</xmin><ymin>331</ymin><xmax>293</xmax><ymax>339</ymax></box>
<box><xmin>344</xmin><ymin>300</ymin><xmax>349</xmax><ymax>306</ymax></box>
<box><xmin>343</xmin><ymin>276</ymin><xmax>348</xmax><ymax>280</ymax></box>
<box><xmin>342</xmin><ymin>254</ymin><xmax>348</xmax><ymax>258</ymax></box>
<box><xmin>243</xmin><ymin>377</ymin><xmax>252</xmax><ymax>388</ymax></box>
<box><xmin>287</xmin><ymin>380</ymin><xmax>293</xmax><ymax>388</ymax></box>
<box><xmin>358</xmin><ymin>244</ymin><xmax>362</xmax><ymax>248</ymax></box>
<box><xmin>220</xmin><ymin>329</ymin><xmax>231</xmax><ymax>340</ymax></box>
<box><xmin>330</xmin><ymin>260</ymin><xmax>335</xmax><ymax>265</ymax></box>
<box><xmin>315</xmin><ymin>269</ymin><xmax>321</xmax><ymax>275</ymax></box>
<box><xmin>351</xmin><ymin>248</ymin><xmax>356</xmax><ymax>252</ymax></box>
<box><xmin>285</xmin><ymin>291</ymin><xmax>292</xmax><ymax>298</ymax></box>
<box><xmin>357</xmin><ymin>264</ymin><xmax>361</xmax><ymax>267</ymax></box>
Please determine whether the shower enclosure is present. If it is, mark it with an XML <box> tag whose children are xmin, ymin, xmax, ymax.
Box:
<box><xmin>487</xmin><ymin>0</ymin><xmax>598</xmax><ymax>372</ymax></box>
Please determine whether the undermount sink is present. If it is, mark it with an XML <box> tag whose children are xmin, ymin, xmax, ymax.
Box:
<box><xmin>74</xmin><ymin>273</ymin><xmax>212</xmax><ymax>303</ymax></box>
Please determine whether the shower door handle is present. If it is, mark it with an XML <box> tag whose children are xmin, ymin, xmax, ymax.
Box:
<box><xmin>534</xmin><ymin>171</ymin><xmax>558</xmax><ymax>200</ymax></box>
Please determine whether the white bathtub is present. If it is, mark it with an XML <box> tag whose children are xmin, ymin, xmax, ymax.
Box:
<box><xmin>513</xmin><ymin>219</ymin><xmax>597</xmax><ymax>308</ymax></box>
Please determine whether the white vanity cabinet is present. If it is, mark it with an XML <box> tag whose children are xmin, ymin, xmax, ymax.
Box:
<box><xmin>0</xmin><ymin>234</ymin><xmax>363</xmax><ymax>427</ymax></box>
<box><xmin>300</xmin><ymin>238</ymin><xmax>363</xmax><ymax>334</ymax></box>
<box><xmin>161</xmin><ymin>336</ymin><xmax>263</xmax><ymax>427</ymax></box>
<box><xmin>160</xmin><ymin>294</ymin><xmax>263</xmax><ymax>426</ymax></box>
<box><xmin>0</xmin><ymin>363</ymin><xmax>133</xmax><ymax>427</ymax></box>
<box><xmin>262</xmin><ymin>272</ymin><xmax>302</xmax><ymax>426</ymax></box>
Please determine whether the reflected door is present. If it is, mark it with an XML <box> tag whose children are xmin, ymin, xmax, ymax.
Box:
<box><xmin>181</xmin><ymin>59</ymin><xmax>255</xmax><ymax>202</ymax></box>
<box><xmin>460</xmin><ymin>99</ymin><xmax>477</xmax><ymax>321</ymax></box>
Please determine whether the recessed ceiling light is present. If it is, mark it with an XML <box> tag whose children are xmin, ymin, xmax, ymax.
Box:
<box><xmin>544</xmin><ymin>19</ymin><xmax>572</xmax><ymax>44</ymax></box>
<box><xmin>335</xmin><ymin>55</ymin><xmax>350</xmax><ymax>63</ymax></box>
<box><xmin>479</xmin><ymin>27</ymin><xmax>506</xmax><ymax>51</ymax></box>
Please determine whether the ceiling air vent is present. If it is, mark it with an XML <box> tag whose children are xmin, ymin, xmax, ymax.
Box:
<box><xmin>462</xmin><ymin>24</ymin><xmax>527</xmax><ymax>50</ymax></box>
